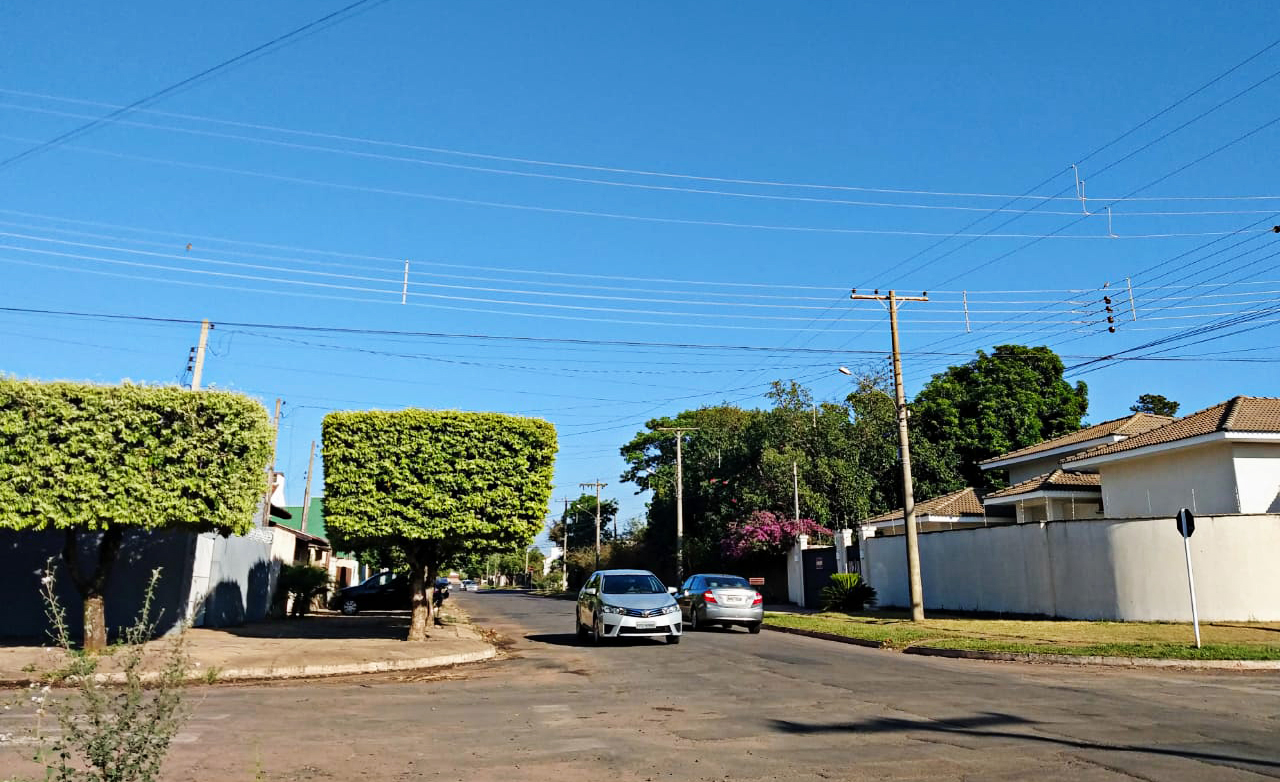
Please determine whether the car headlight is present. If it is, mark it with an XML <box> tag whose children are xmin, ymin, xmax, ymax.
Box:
<box><xmin>600</xmin><ymin>605</ymin><xmax>628</xmax><ymax>615</ymax></box>
<box><xmin>662</xmin><ymin>604</ymin><xmax>680</xmax><ymax>615</ymax></box>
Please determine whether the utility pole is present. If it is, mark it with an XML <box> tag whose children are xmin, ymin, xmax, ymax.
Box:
<box><xmin>849</xmin><ymin>289</ymin><xmax>929</xmax><ymax>621</ymax></box>
<box><xmin>190</xmin><ymin>319</ymin><xmax>211</xmax><ymax>390</ymax></box>
<box><xmin>259</xmin><ymin>398</ymin><xmax>283</xmax><ymax>528</ymax></box>
<box><xmin>300</xmin><ymin>439</ymin><xmax>316</xmax><ymax>534</ymax></box>
<box><xmin>792</xmin><ymin>461</ymin><xmax>800</xmax><ymax>522</ymax></box>
<box><xmin>580</xmin><ymin>480</ymin><xmax>607</xmax><ymax>572</ymax></box>
<box><xmin>556</xmin><ymin>496</ymin><xmax>573</xmax><ymax>589</ymax></box>
<box><xmin>657</xmin><ymin>427</ymin><xmax>698</xmax><ymax>584</ymax></box>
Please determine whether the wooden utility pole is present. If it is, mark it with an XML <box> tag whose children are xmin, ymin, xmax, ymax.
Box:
<box><xmin>190</xmin><ymin>319</ymin><xmax>211</xmax><ymax>390</ymax></box>
<box><xmin>300</xmin><ymin>439</ymin><xmax>316</xmax><ymax>534</ymax></box>
<box><xmin>849</xmin><ymin>289</ymin><xmax>929</xmax><ymax>621</ymax></box>
<box><xmin>580</xmin><ymin>480</ymin><xmax>607</xmax><ymax>571</ymax></box>
<box><xmin>657</xmin><ymin>427</ymin><xmax>698</xmax><ymax>584</ymax></box>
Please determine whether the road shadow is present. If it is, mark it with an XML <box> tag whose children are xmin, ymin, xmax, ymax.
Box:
<box><xmin>208</xmin><ymin>610</ymin><xmax>413</xmax><ymax>641</ymax></box>
<box><xmin>768</xmin><ymin>712</ymin><xmax>1280</xmax><ymax>771</ymax></box>
<box><xmin>525</xmin><ymin>632</ymin><xmax>675</xmax><ymax>648</ymax></box>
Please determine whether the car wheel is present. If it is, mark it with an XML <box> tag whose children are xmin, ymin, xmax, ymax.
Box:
<box><xmin>592</xmin><ymin>613</ymin><xmax>607</xmax><ymax>646</ymax></box>
<box><xmin>667</xmin><ymin>632</ymin><xmax>680</xmax><ymax>645</ymax></box>
<box><xmin>688</xmin><ymin>608</ymin><xmax>699</xmax><ymax>631</ymax></box>
<box><xmin>340</xmin><ymin>599</ymin><xmax>359</xmax><ymax>616</ymax></box>
<box><xmin>576</xmin><ymin>615</ymin><xmax>588</xmax><ymax>641</ymax></box>
<box><xmin>748</xmin><ymin>622</ymin><xmax>762</xmax><ymax>634</ymax></box>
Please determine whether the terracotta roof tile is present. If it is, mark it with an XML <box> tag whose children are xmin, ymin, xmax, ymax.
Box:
<box><xmin>982</xmin><ymin>469</ymin><xmax>1101</xmax><ymax>500</ymax></box>
<box><xmin>859</xmin><ymin>487</ymin><xmax>984</xmax><ymax>525</ymax></box>
<box><xmin>979</xmin><ymin>412</ymin><xmax>1172</xmax><ymax>466</ymax></box>
<box><xmin>1063</xmin><ymin>396</ymin><xmax>1280</xmax><ymax>463</ymax></box>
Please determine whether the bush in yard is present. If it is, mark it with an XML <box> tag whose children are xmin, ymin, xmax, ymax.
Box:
<box><xmin>277</xmin><ymin>563</ymin><xmax>331</xmax><ymax>616</ymax></box>
<box><xmin>0</xmin><ymin>380</ymin><xmax>273</xmax><ymax>650</ymax></box>
<box><xmin>322</xmin><ymin>410</ymin><xmax>556</xmax><ymax>641</ymax></box>
<box><xmin>820</xmin><ymin>573</ymin><xmax>878</xmax><ymax>612</ymax></box>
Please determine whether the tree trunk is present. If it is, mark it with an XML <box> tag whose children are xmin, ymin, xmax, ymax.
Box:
<box><xmin>405</xmin><ymin>547</ymin><xmax>432</xmax><ymax>642</ymax></box>
<box><xmin>63</xmin><ymin>527</ymin><xmax>124</xmax><ymax>652</ymax></box>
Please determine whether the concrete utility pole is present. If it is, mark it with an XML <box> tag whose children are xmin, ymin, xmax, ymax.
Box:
<box><xmin>556</xmin><ymin>496</ymin><xmax>573</xmax><ymax>589</ymax></box>
<box><xmin>657</xmin><ymin>427</ymin><xmax>698</xmax><ymax>584</ymax></box>
<box><xmin>259</xmin><ymin>398</ymin><xmax>283</xmax><ymax>528</ymax></box>
<box><xmin>793</xmin><ymin>461</ymin><xmax>800</xmax><ymax>523</ymax></box>
<box><xmin>580</xmin><ymin>480</ymin><xmax>607</xmax><ymax>572</ymax></box>
<box><xmin>300</xmin><ymin>439</ymin><xmax>316</xmax><ymax>534</ymax></box>
<box><xmin>849</xmin><ymin>289</ymin><xmax>929</xmax><ymax>621</ymax></box>
<box><xmin>190</xmin><ymin>319</ymin><xmax>211</xmax><ymax>390</ymax></box>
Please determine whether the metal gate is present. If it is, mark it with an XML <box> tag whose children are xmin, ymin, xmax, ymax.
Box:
<box><xmin>801</xmin><ymin>547</ymin><xmax>835</xmax><ymax>608</ymax></box>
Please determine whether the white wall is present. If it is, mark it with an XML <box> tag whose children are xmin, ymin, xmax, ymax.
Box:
<box><xmin>1008</xmin><ymin>455</ymin><xmax>1064</xmax><ymax>484</ymax></box>
<box><xmin>864</xmin><ymin>514</ymin><xmax>1280</xmax><ymax>621</ymax></box>
<box><xmin>1233</xmin><ymin>444</ymin><xmax>1280</xmax><ymax>513</ymax></box>
<box><xmin>1099</xmin><ymin>443</ymin><xmax>1238</xmax><ymax>517</ymax></box>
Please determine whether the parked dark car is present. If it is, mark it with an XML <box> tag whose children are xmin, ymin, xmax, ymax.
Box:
<box><xmin>330</xmin><ymin>571</ymin><xmax>410</xmax><ymax>615</ymax></box>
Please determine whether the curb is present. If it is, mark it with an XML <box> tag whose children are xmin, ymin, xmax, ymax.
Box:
<box><xmin>901</xmin><ymin>645</ymin><xmax>1280</xmax><ymax>670</ymax></box>
<box><xmin>762</xmin><ymin>623</ymin><xmax>1280</xmax><ymax>670</ymax></box>
<box><xmin>0</xmin><ymin>646</ymin><xmax>497</xmax><ymax>688</ymax></box>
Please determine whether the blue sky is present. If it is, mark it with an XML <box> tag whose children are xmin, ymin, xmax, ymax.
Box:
<box><xmin>3</xmin><ymin>2</ymin><xmax>1279</xmax><ymax>545</ymax></box>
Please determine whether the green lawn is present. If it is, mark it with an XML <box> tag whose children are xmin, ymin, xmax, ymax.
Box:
<box><xmin>763</xmin><ymin>611</ymin><xmax>1280</xmax><ymax>660</ymax></box>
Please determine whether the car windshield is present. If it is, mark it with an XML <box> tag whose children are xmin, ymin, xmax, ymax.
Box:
<box><xmin>706</xmin><ymin>576</ymin><xmax>750</xmax><ymax>589</ymax></box>
<box><xmin>601</xmin><ymin>574</ymin><xmax>666</xmax><ymax>595</ymax></box>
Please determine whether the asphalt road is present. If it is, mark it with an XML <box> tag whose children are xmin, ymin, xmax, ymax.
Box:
<box><xmin>5</xmin><ymin>590</ymin><xmax>1280</xmax><ymax>781</ymax></box>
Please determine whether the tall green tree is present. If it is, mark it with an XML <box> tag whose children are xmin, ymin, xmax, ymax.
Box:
<box><xmin>322</xmin><ymin>410</ymin><xmax>556</xmax><ymax>640</ymax></box>
<box><xmin>0</xmin><ymin>380</ymin><xmax>272</xmax><ymax>650</ymax></box>
<box><xmin>1131</xmin><ymin>393</ymin><xmax>1179</xmax><ymax>417</ymax></box>
<box><xmin>547</xmin><ymin>493</ymin><xmax>619</xmax><ymax>550</ymax></box>
<box><xmin>911</xmin><ymin>345</ymin><xmax>1088</xmax><ymax>491</ymax></box>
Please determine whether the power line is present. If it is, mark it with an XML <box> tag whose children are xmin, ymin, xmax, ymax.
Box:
<box><xmin>0</xmin><ymin>0</ymin><xmax>390</xmax><ymax>173</ymax></box>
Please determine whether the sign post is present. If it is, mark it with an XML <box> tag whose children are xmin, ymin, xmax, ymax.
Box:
<box><xmin>1176</xmin><ymin>508</ymin><xmax>1201</xmax><ymax>649</ymax></box>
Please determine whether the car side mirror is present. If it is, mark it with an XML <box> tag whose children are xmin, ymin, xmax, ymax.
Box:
<box><xmin>667</xmin><ymin>586</ymin><xmax>677</xmax><ymax>594</ymax></box>
<box><xmin>583</xmin><ymin>587</ymin><xmax>597</xmax><ymax>596</ymax></box>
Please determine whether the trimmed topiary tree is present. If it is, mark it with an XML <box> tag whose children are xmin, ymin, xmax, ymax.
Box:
<box><xmin>322</xmin><ymin>410</ymin><xmax>557</xmax><ymax>641</ymax></box>
<box><xmin>0</xmin><ymin>380</ymin><xmax>273</xmax><ymax>650</ymax></box>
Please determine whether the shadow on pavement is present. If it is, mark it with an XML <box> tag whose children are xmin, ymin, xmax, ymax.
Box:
<box><xmin>525</xmin><ymin>632</ymin><xmax>676</xmax><ymax>648</ymax></box>
<box><xmin>768</xmin><ymin>712</ymin><xmax>1280</xmax><ymax>770</ymax></box>
<box><xmin>209</xmin><ymin>611</ymin><xmax>412</xmax><ymax>641</ymax></box>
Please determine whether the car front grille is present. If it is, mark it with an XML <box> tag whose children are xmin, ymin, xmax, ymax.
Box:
<box><xmin>621</xmin><ymin>607</ymin><xmax>667</xmax><ymax>618</ymax></box>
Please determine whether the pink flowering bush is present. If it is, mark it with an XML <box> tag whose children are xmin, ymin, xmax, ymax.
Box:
<box><xmin>721</xmin><ymin>511</ymin><xmax>832</xmax><ymax>559</ymax></box>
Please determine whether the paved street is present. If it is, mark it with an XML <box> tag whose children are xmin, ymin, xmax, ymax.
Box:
<box><xmin>5</xmin><ymin>590</ymin><xmax>1280</xmax><ymax>781</ymax></box>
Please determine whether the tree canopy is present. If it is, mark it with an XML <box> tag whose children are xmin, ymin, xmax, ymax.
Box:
<box><xmin>911</xmin><ymin>345</ymin><xmax>1089</xmax><ymax>491</ymax></box>
<box><xmin>1131</xmin><ymin>393</ymin><xmax>1180</xmax><ymax>417</ymax></box>
<box><xmin>0</xmin><ymin>380</ymin><xmax>272</xmax><ymax>648</ymax></box>
<box><xmin>322</xmin><ymin>409</ymin><xmax>556</xmax><ymax>640</ymax></box>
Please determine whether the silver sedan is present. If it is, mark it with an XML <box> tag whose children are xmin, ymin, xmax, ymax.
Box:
<box><xmin>675</xmin><ymin>573</ymin><xmax>763</xmax><ymax>633</ymax></box>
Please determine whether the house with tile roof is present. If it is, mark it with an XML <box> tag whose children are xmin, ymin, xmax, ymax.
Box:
<box><xmin>857</xmin><ymin>487</ymin><xmax>997</xmax><ymax>537</ymax></box>
<box><xmin>1064</xmin><ymin>396</ymin><xmax>1280</xmax><ymax>518</ymax></box>
<box><xmin>979</xmin><ymin>412</ymin><xmax>1173</xmax><ymax>484</ymax></box>
<box><xmin>981</xmin><ymin>469</ymin><xmax>1103</xmax><ymax>523</ymax></box>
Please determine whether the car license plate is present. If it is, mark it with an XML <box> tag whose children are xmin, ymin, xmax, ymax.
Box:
<box><xmin>636</xmin><ymin>621</ymin><xmax>656</xmax><ymax>629</ymax></box>
<box><xmin>725</xmin><ymin>597</ymin><xmax>743</xmax><ymax>605</ymax></box>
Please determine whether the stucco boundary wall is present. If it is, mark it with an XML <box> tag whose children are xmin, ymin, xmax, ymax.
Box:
<box><xmin>861</xmin><ymin>514</ymin><xmax>1280</xmax><ymax>621</ymax></box>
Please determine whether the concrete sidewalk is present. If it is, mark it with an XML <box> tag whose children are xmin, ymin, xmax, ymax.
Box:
<box><xmin>0</xmin><ymin>610</ymin><xmax>496</xmax><ymax>685</ymax></box>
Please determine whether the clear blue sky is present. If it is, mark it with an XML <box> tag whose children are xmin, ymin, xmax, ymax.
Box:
<box><xmin>3</xmin><ymin>2</ymin><xmax>1278</xmax><ymax>545</ymax></box>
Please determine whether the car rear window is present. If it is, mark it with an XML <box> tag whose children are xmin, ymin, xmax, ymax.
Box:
<box><xmin>706</xmin><ymin>576</ymin><xmax>750</xmax><ymax>589</ymax></box>
<box><xmin>601</xmin><ymin>574</ymin><xmax>666</xmax><ymax>595</ymax></box>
